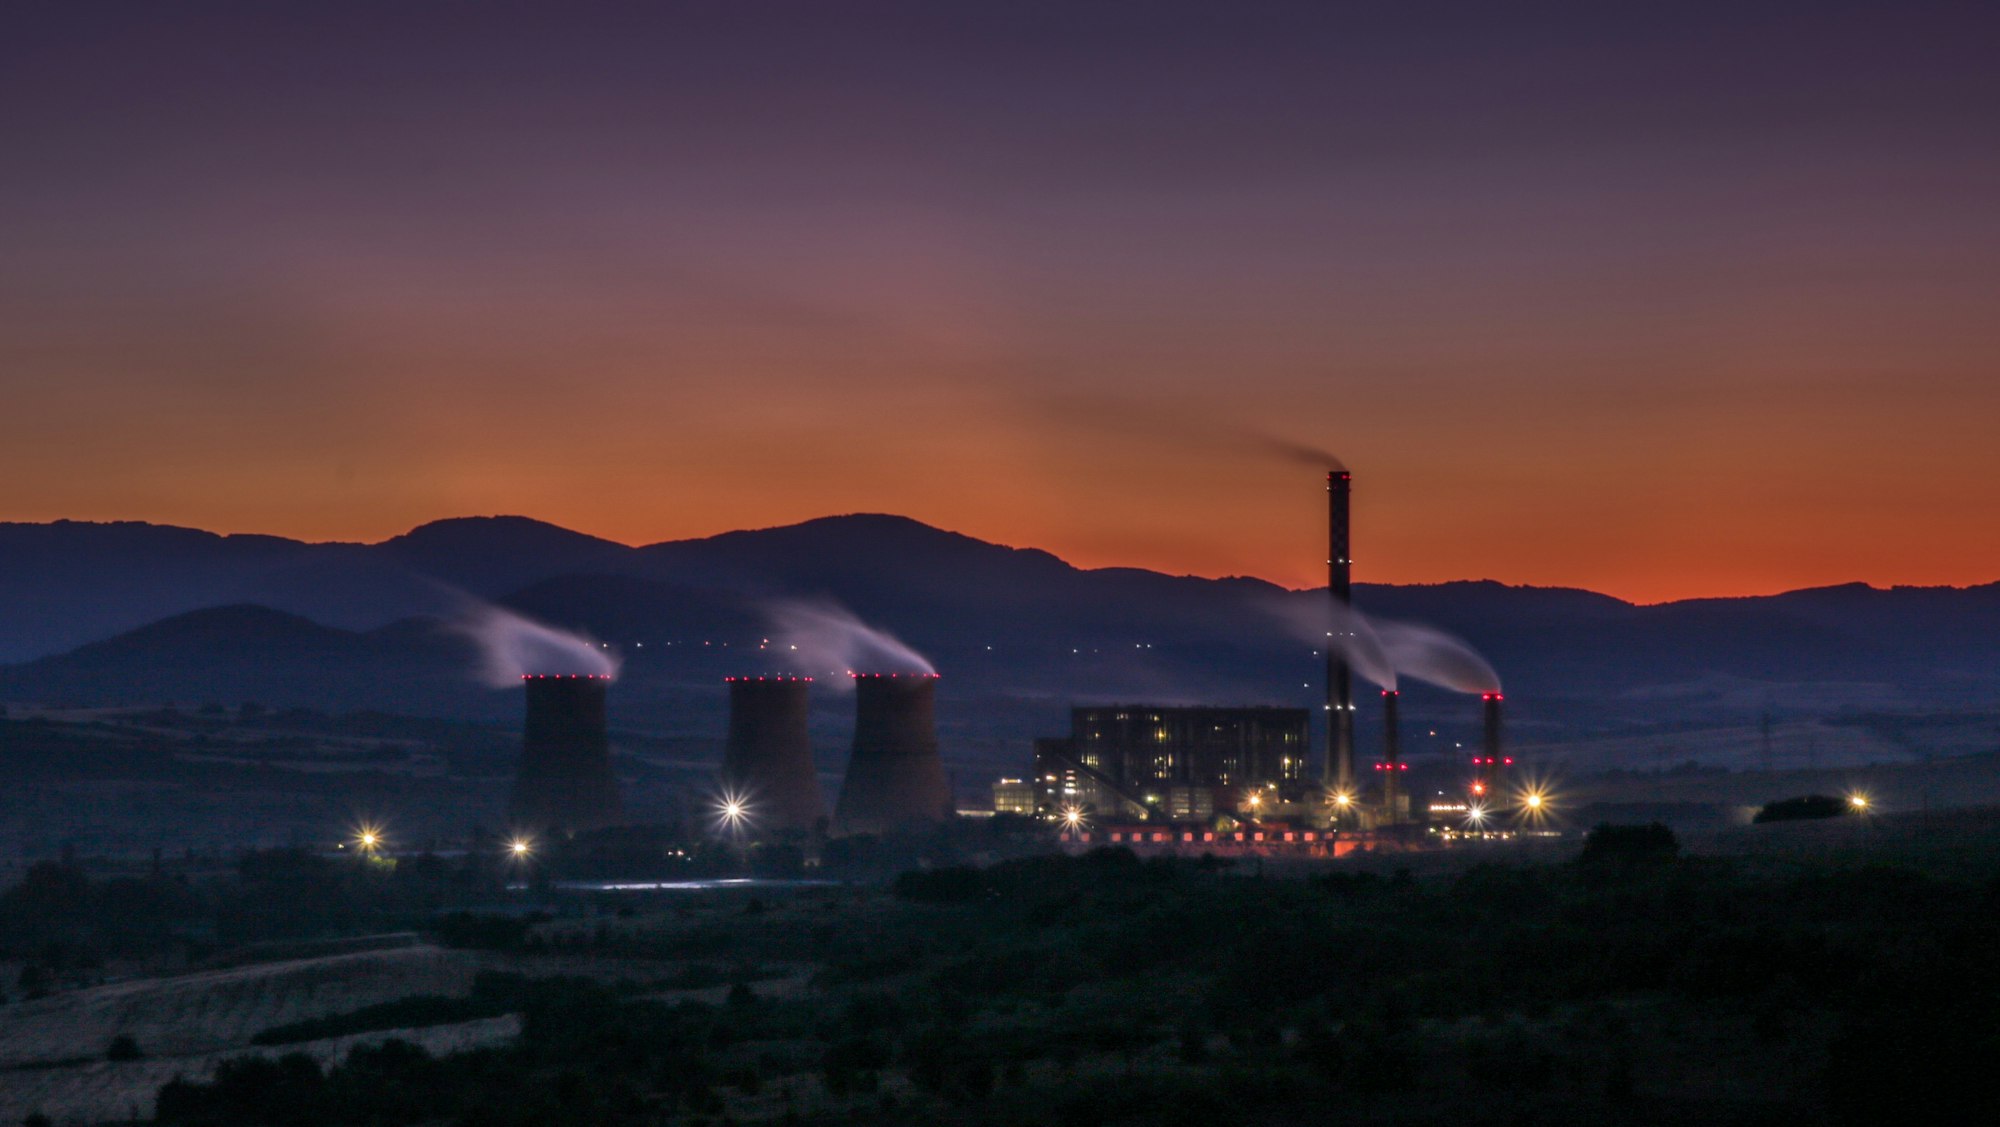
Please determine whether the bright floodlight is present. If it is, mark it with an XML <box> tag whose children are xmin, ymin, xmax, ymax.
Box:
<box><xmin>1465</xmin><ymin>804</ymin><xmax>1488</xmax><ymax>826</ymax></box>
<box><xmin>1849</xmin><ymin>794</ymin><xmax>1869</xmax><ymax>810</ymax></box>
<box><xmin>713</xmin><ymin>789</ymin><xmax>752</xmax><ymax>834</ymax></box>
<box><xmin>1333</xmin><ymin>792</ymin><xmax>1352</xmax><ymax>808</ymax></box>
<box><xmin>352</xmin><ymin>823</ymin><xmax>386</xmax><ymax>859</ymax></box>
<box><xmin>1061</xmin><ymin>805</ymin><xmax>1085</xmax><ymax>827</ymax></box>
<box><xmin>508</xmin><ymin>838</ymin><xmax>533</xmax><ymax>857</ymax></box>
<box><xmin>1525</xmin><ymin>793</ymin><xmax>1544</xmax><ymax>810</ymax></box>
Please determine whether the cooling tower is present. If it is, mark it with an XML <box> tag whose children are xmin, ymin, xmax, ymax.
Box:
<box><xmin>1325</xmin><ymin>469</ymin><xmax>1356</xmax><ymax>797</ymax></box>
<box><xmin>721</xmin><ymin>676</ymin><xmax>825</xmax><ymax>833</ymax></box>
<box><xmin>833</xmin><ymin>673</ymin><xmax>950</xmax><ymax>835</ymax></box>
<box><xmin>508</xmin><ymin>674</ymin><xmax>622</xmax><ymax>835</ymax></box>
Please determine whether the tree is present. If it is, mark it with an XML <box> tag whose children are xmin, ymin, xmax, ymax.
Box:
<box><xmin>1579</xmin><ymin>823</ymin><xmax>1678</xmax><ymax>865</ymax></box>
<box><xmin>106</xmin><ymin>1034</ymin><xmax>142</xmax><ymax>1061</ymax></box>
<box><xmin>1753</xmin><ymin>795</ymin><xmax>1852</xmax><ymax>823</ymax></box>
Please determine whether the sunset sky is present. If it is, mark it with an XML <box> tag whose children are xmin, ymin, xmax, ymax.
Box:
<box><xmin>3</xmin><ymin>2</ymin><xmax>1996</xmax><ymax>603</ymax></box>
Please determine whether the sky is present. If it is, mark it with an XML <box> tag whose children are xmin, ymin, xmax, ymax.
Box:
<box><xmin>2</xmin><ymin>1</ymin><xmax>1996</xmax><ymax>603</ymax></box>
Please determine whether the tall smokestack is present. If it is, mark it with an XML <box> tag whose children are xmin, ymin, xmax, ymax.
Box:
<box><xmin>1325</xmin><ymin>469</ymin><xmax>1356</xmax><ymax>797</ymax></box>
<box><xmin>509</xmin><ymin>674</ymin><xmax>622</xmax><ymax>835</ymax></box>
<box><xmin>721</xmin><ymin>676</ymin><xmax>825</xmax><ymax>833</ymax></box>
<box><xmin>1378</xmin><ymin>689</ymin><xmax>1403</xmax><ymax>825</ymax></box>
<box><xmin>1474</xmin><ymin>692</ymin><xmax>1509</xmax><ymax>800</ymax></box>
<box><xmin>834</xmin><ymin>673</ymin><xmax>951</xmax><ymax>835</ymax></box>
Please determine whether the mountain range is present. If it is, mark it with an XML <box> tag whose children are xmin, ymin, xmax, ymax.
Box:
<box><xmin>2</xmin><ymin>514</ymin><xmax>1997</xmax><ymax>773</ymax></box>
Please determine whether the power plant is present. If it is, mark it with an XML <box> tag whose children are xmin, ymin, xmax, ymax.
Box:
<box><xmin>999</xmin><ymin>458</ymin><xmax>1521</xmax><ymax>852</ymax></box>
<box><xmin>833</xmin><ymin>673</ymin><xmax>952</xmax><ymax>835</ymax></box>
<box><xmin>509</xmin><ymin>674</ymin><xmax>623</xmax><ymax>835</ymax></box>
<box><xmin>482</xmin><ymin>457</ymin><xmax>1510</xmax><ymax>853</ymax></box>
<box><xmin>720</xmin><ymin>676</ymin><xmax>825</xmax><ymax>833</ymax></box>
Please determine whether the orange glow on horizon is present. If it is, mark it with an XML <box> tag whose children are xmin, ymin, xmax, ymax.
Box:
<box><xmin>4</xmin><ymin>4</ymin><xmax>1998</xmax><ymax>608</ymax></box>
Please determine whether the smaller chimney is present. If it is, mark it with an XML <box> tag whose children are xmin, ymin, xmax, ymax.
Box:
<box><xmin>1473</xmin><ymin>692</ymin><xmax>1509</xmax><ymax>801</ymax></box>
<box><xmin>1378</xmin><ymin>689</ymin><xmax>1403</xmax><ymax>825</ymax></box>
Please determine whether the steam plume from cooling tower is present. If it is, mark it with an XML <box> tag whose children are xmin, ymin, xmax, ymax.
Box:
<box><xmin>455</xmin><ymin>604</ymin><xmax>619</xmax><ymax>687</ymax></box>
<box><xmin>1262</xmin><ymin>598</ymin><xmax>1500</xmax><ymax>695</ymax></box>
<box><xmin>765</xmin><ymin>598</ymin><xmax>933</xmax><ymax>686</ymax></box>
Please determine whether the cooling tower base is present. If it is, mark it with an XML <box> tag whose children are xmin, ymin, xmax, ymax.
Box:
<box><xmin>834</xmin><ymin>674</ymin><xmax>950</xmax><ymax>836</ymax></box>
<box><xmin>721</xmin><ymin>677</ymin><xmax>825</xmax><ymax>834</ymax></box>
<box><xmin>509</xmin><ymin>675</ymin><xmax>623</xmax><ymax>835</ymax></box>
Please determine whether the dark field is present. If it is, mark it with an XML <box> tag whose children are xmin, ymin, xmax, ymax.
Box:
<box><xmin>5</xmin><ymin>812</ymin><xmax>1999</xmax><ymax>1126</ymax></box>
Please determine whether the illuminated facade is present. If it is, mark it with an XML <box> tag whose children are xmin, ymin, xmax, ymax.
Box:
<box><xmin>1031</xmin><ymin>737</ymin><xmax>1134</xmax><ymax>817</ymax></box>
<box><xmin>991</xmin><ymin>777</ymin><xmax>1036</xmax><ymax>816</ymax></box>
<box><xmin>1070</xmin><ymin>705</ymin><xmax>1309</xmax><ymax>792</ymax></box>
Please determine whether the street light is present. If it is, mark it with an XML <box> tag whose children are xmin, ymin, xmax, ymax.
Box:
<box><xmin>352</xmin><ymin>823</ymin><xmax>385</xmax><ymax>856</ymax></box>
<box><xmin>714</xmin><ymin>790</ymin><xmax>752</xmax><ymax>836</ymax></box>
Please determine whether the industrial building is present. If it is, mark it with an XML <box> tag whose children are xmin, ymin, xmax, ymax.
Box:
<box><xmin>1030</xmin><ymin>705</ymin><xmax>1310</xmax><ymax>822</ymax></box>
<box><xmin>991</xmin><ymin>778</ymin><xmax>1036</xmax><ymax>816</ymax></box>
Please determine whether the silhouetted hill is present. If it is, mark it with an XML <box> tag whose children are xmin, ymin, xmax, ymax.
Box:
<box><xmin>502</xmin><ymin>574</ymin><xmax>764</xmax><ymax>648</ymax></box>
<box><xmin>0</xmin><ymin>521</ymin><xmax>320</xmax><ymax>661</ymax></box>
<box><xmin>1</xmin><ymin>514</ymin><xmax>1997</xmax><ymax>775</ymax></box>
<box><xmin>380</xmin><ymin>516</ymin><xmax>634</xmax><ymax>596</ymax></box>
<box><xmin>0</xmin><ymin>605</ymin><xmax>486</xmax><ymax>717</ymax></box>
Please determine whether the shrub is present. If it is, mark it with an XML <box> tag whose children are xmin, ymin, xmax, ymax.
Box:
<box><xmin>1753</xmin><ymin>795</ymin><xmax>1853</xmax><ymax>824</ymax></box>
<box><xmin>106</xmin><ymin>1034</ymin><xmax>143</xmax><ymax>1061</ymax></box>
<box><xmin>1579</xmin><ymin>823</ymin><xmax>1679</xmax><ymax>864</ymax></box>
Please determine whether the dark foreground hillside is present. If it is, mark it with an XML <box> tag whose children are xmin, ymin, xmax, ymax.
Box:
<box><xmin>86</xmin><ymin>827</ymin><xmax>2000</xmax><ymax>1127</ymax></box>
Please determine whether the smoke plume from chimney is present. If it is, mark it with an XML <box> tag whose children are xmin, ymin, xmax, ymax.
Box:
<box><xmin>1263</xmin><ymin>597</ymin><xmax>1500</xmax><ymax>695</ymax></box>
<box><xmin>1263</xmin><ymin>595</ymin><xmax>1398</xmax><ymax>691</ymax></box>
<box><xmin>1374</xmin><ymin>619</ymin><xmax>1501</xmax><ymax>694</ymax></box>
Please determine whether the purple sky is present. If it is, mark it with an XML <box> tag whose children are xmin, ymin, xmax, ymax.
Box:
<box><xmin>4</xmin><ymin>1</ymin><xmax>1996</xmax><ymax>600</ymax></box>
